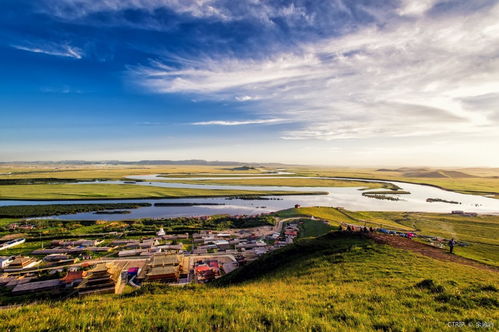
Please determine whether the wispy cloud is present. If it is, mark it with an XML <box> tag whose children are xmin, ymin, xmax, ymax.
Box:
<box><xmin>192</xmin><ymin>119</ymin><xmax>285</xmax><ymax>126</ymax></box>
<box><xmin>40</xmin><ymin>0</ymin><xmax>389</xmax><ymax>33</ymax></box>
<box><xmin>12</xmin><ymin>44</ymin><xmax>83</xmax><ymax>59</ymax></box>
<box><xmin>133</xmin><ymin>1</ymin><xmax>499</xmax><ymax>140</ymax></box>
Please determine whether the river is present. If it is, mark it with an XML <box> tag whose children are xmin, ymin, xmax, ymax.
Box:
<box><xmin>1</xmin><ymin>174</ymin><xmax>498</xmax><ymax>220</ymax></box>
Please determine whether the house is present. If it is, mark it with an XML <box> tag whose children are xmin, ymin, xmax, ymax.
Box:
<box><xmin>194</xmin><ymin>260</ymin><xmax>220</xmax><ymax>282</ymax></box>
<box><xmin>4</xmin><ymin>256</ymin><xmax>41</xmax><ymax>271</ymax></box>
<box><xmin>12</xmin><ymin>279</ymin><xmax>63</xmax><ymax>295</ymax></box>
<box><xmin>76</xmin><ymin>263</ymin><xmax>122</xmax><ymax>295</ymax></box>
<box><xmin>0</xmin><ymin>238</ymin><xmax>26</xmax><ymax>251</ymax></box>
<box><xmin>51</xmin><ymin>239</ymin><xmax>102</xmax><ymax>248</ymax></box>
<box><xmin>214</xmin><ymin>240</ymin><xmax>230</xmax><ymax>250</ymax></box>
<box><xmin>43</xmin><ymin>254</ymin><xmax>72</xmax><ymax>262</ymax></box>
<box><xmin>110</xmin><ymin>240</ymin><xmax>139</xmax><ymax>246</ymax></box>
<box><xmin>156</xmin><ymin>244</ymin><xmax>183</xmax><ymax>251</ymax></box>
<box><xmin>32</xmin><ymin>247</ymin><xmax>112</xmax><ymax>255</ymax></box>
<box><xmin>60</xmin><ymin>271</ymin><xmax>85</xmax><ymax>287</ymax></box>
<box><xmin>138</xmin><ymin>254</ymin><xmax>181</xmax><ymax>283</ymax></box>
<box><xmin>8</xmin><ymin>223</ymin><xmax>35</xmax><ymax>231</ymax></box>
<box><xmin>3</xmin><ymin>277</ymin><xmax>34</xmax><ymax>289</ymax></box>
<box><xmin>0</xmin><ymin>256</ymin><xmax>14</xmax><ymax>269</ymax></box>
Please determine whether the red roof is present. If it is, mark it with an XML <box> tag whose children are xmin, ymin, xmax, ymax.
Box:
<box><xmin>60</xmin><ymin>271</ymin><xmax>84</xmax><ymax>283</ymax></box>
<box><xmin>195</xmin><ymin>265</ymin><xmax>211</xmax><ymax>272</ymax></box>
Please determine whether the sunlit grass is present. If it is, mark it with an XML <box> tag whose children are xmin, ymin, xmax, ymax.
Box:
<box><xmin>1</xmin><ymin>234</ymin><xmax>497</xmax><ymax>331</ymax></box>
<box><xmin>0</xmin><ymin>184</ymin><xmax>320</xmax><ymax>200</ymax></box>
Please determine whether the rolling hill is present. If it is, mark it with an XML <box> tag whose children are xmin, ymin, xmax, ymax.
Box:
<box><xmin>1</xmin><ymin>232</ymin><xmax>497</xmax><ymax>331</ymax></box>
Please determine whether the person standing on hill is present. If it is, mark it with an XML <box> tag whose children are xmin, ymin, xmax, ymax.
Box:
<box><xmin>448</xmin><ymin>238</ymin><xmax>456</xmax><ymax>254</ymax></box>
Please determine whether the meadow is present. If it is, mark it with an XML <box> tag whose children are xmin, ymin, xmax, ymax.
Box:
<box><xmin>0</xmin><ymin>203</ymin><xmax>152</xmax><ymax>218</ymax></box>
<box><xmin>163</xmin><ymin>177</ymin><xmax>395</xmax><ymax>190</ymax></box>
<box><xmin>0</xmin><ymin>233</ymin><xmax>497</xmax><ymax>331</ymax></box>
<box><xmin>0</xmin><ymin>165</ymin><xmax>263</xmax><ymax>180</ymax></box>
<box><xmin>278</xmin><ymin>207</ymin><xmax>499</xmax><ymax>266</ymax></box>
<box><xmin>1</xmin><ymin>164</ymin><xmax>497</xmax><ymax>199</ymax></box>
<box><xmin>290</xmin><ymin>167</ymin><xmax>499</xmax><ymax>198</ymax></box>
<box><xmin>0</xmin><ymin>183</ymin><xmax>322</xmax><ymax>200</ymax></box>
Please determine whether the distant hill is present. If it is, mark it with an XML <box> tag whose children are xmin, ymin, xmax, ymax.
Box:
<box><xmin>0</xmin><ymin>160</ymin><xmax>287</xmax><ymax>167</ymax></box>
<box><xmin>374</xmin><ymin>167</ymin><xmax>475</xmax><ymax>178</ymax></box>
<box><xmin>402</xmin><ymin>170</ymin><xmax>474</xmax><ymax>178</ymax></box>
<box><xmin>226</xmin><ymin>166</ymin><xmax>258</xmax><ymax>171</ymax></box>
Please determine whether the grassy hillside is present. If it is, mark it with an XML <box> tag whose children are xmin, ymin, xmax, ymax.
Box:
<box><xmin>0</xmin><ymin>184</ymin><xmax>322</xmax><ymax>200</ymax></box>
<box><xmin>1</xmin><ymin>233</ymin><xmax>497</xmax><ymax>331</ymax></box>
<box><xmin>291</xmin><ymin>167</ymin><xmax>499</xmax><ymax>198</ymax></box>
<box><xmin>276</xmin><ymin>207</ymin><xmax>414</xmax><ymax>231</ymax></box>
<box><xmin>275</xmin><ymin>207</ymin><xmax>499</xmax><ymax>266</ymax></box>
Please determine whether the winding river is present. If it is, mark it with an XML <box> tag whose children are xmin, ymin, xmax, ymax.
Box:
<box><xmin>1</xmin><ymin>174</ymin><xmax>498</xmax><ymax>220</ymax></box>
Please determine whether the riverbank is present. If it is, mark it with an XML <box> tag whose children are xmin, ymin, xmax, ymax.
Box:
<box><xmin>291</xmin><ymin>167</ymin><xmax>499</xmax><ymax>199</ymax></box>
<box><xmin>0</xmin><ymin>184</ymin><xmax>326</xmax><ymax>200</ymax></box>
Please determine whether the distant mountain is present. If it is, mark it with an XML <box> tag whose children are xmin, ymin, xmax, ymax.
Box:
<box><xmin>0</xmin><ymin>160</ymin><xmax>287</xmax><ymax>167</ymax></box>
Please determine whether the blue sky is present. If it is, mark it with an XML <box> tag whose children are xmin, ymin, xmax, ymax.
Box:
<box><xmin>1</xmin><ymin>0</ymin><xmax>498</xmax><ymax>166</ymax></box>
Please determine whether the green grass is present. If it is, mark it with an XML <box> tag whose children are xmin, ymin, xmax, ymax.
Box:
<box><xmin>1</xmin><ymin>233</ymin><xmax>497</xmax><ymax>331</ymax></box>
<box><xmin>275</xmin><ymin>207</ymin><xmax>499</xmax><ymax>266</ymax></box>
<box><xmin>276</xmin><ymin>207</ymin><xmax>414</xmax><ymax>231</ymax></box>
<box><xmin>0</xmin><ymin>239</ymin><xmax>46</xmax><ymax>256</ymax></box>
<box><xmin>291</xmin><ymin>167</ymin><xmax>499</xmax><ymax>198</ymax></box>
<box><xmin>0</xmin><ymin>203</ymin><xmax>152</xmax><ymax>218</ymax></box>
<box><xmin>296</xmin><ymin>218</ymin><xmax>335</xmax><ymax>238</ymax></box>
<box><xmin>2</xmin><ymin>165</ymin><xmax>498</xmax><ymax>198</ymax></box>
<box><xmin>163</xmin><ymin>177</ymin><xmax>391</xmax><ymax>189</ymax></box>
<box><xmin>0</xmin><ymin>183</ymin><xmax>323</xmax><ymax>200</ymax></box>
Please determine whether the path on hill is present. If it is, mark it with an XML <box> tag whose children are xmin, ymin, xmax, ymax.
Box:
<box><xmin>368</xmin><ymin>233</ymin><xmax>498</xmax><ymax>272</ymax></box>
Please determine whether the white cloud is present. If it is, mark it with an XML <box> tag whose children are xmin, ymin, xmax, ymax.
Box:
<box><xmin>192</xmin><ymin>119</ymin><xmax>285</xmax><ymax>126</ymax></box>
<box><xmin>12</xmin><ymin>44</ymin><xmax>83</xmax><ymax>59</ymax></box>
<box><xmin>40</xmin><ymin>0</ymin><xmax>382</xmax><ymax>31</ymax></box>
<box><xmin>134</xmin><ymin>2</ymin><xmax>499</xmax><ymax>141</ymax></box>
<box><xmin>235</xmin><ymin>95</ymin><xmax>254</xmax><ymax>102</ymax></box>
<box><xmin>397</xmin><ymin>0</ymin><xmax>439</xmax><ymax>16</ymax></box>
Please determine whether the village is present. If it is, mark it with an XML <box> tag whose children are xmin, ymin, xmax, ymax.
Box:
<box><xmin>0</xmin><ymin>215</ymin><xmax>303</xmax><ymax>298</ymax></box>
<box><xmin>0</xmin><ymin>206</ymin><xmax>482</xmax><ymax>301</ymax></box>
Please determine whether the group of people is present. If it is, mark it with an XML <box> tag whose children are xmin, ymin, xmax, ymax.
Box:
<box><xmin>339</xmin><ymin>223</ymin><xmax>458</xmax><ymax>255</ymax></box>
<box><xmin>340</xmin><ymin>224</ymin><xmax>374</xmax><ymax>233</ymax></box>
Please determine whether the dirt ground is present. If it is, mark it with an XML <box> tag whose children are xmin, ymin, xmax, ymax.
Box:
<box><xmin>368</xmin><ymin>233</ymin><xmax>498</xmax><ymax>272</ymax></box>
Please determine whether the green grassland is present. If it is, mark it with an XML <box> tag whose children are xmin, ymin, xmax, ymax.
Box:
<box><xmin>276</xmin><ymin>207</ymin><xmax>415</xmax><ymax>231</ymax></box>
<box><xmin>1</xmin><ymin>164</ymin><xmax>498</xmax><ymax>198</ymax></box>
<box><xmin>0</xmin><ymin>203</ymin><xmax>152</xmax><ymax>218</ymax></box>
<box><xmin>0</xmin><ymin>165</ymin><xmax>264</xmax><ymax>180</ymax></box>
<box><xmin>163</xmin><ymin>177</ymin><xmax>396</xmax><ymax>190</ymax></box>
<box><xmin>291</xmin><ymin>167</ymin><xmax>499</xmax><ymax>198</ymax></box>
<box><xmin>0</xmin><ymin>183</ymin><xmax>323</xmax><ymax>200</ymax></box>
<box><xmin>0</xmin><ymin>239</ymin><xmax>46</xmax><ymax>256</ymax></box>
<box><xmin>1</xmin><ymin>233</ymin><xmax>497</xmax><ymax>331</ymax></box>
<box><xmin>297</xmin><ymin>218</ymin><xmax>335</xmax><ymax>238</ymax></box>
<box><xmin>276</xmin><ymin>207</ymin><xmax>499</xmax><ymax>266</ymax></box>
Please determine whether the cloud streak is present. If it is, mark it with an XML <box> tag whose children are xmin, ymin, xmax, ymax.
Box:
<box><xmin>134</xmin><ymin>0</ymin><xmax>499</xmax><ymax>140</ymax></box>
<box><xmin>12</xmin><ymin>44</ymin><xmax>83</xmax><ymax>59</ymax></box>
<box><xmin>192</xmin><ymin>119</ymin><xmax>285</xmax><ymax>126</ymax></box>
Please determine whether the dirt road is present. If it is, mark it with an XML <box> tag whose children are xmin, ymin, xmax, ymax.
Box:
<box><xmin>368</xmin><ymin>233</ymin><xmax>498</xmax><ymax>272</ymax></box>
